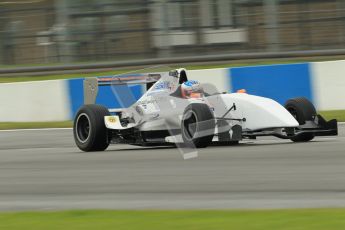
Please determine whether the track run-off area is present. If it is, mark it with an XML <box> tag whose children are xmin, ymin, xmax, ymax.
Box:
<box><xmin>0</xmin><ymin>124</ymin><xmax>344</xmax><ymax>211</ymax></box>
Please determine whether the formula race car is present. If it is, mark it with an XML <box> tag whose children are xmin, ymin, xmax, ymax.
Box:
<box><xmin>73</xmin><ymin>68</ymin><xmax>338</xmax><ymax>152</ymax></box>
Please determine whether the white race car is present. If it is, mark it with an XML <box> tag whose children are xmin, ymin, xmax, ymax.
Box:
<box><xmin>73</xmin><ymin>68</ymin><xmax>338</xmax><ymax>152</ymax></box>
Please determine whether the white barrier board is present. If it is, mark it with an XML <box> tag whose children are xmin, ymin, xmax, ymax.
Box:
<box><xmin>311</xmin><ymin>60</ymin><xmax>345</xmax><ymax>110</ymax></box>
<box><xmin>0</xmin><ymin>80</ymin><xmax>70</xmax><ymax>122</ymax></box>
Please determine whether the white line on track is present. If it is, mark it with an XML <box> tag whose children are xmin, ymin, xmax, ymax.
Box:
<box><xmin>0</xmin><ymin>128</ymin><xmax>72</xmax><ymax>132</ymax></box>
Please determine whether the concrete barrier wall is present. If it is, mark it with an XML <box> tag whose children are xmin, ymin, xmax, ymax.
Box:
<box><xmin>187</xmin><ymin>68</ymin><xmax>230</xmax><ymax>93</ymax></box>
<box><xmin>227</xmin><ymin>61</ymin><xmax>345</xmax><ymax>111</ymax></box>
<box><xmin>229</xmin><ymin>63</ymin><xmax>314</xmax><ymax>105</ymax></box>
<box><xmin>0</xmin><ymin>80</ymin><xmax>70</xmax><ymax>122</ymax></box>
<box><xmin>311</xmin><ymin>60</ymin><xmax>345</xmax><ymax>111</ymax></box>
<box><xmin>0</xmin><ymin>61</ymin><xmax>344</xmax><ymax>122</ymax></box>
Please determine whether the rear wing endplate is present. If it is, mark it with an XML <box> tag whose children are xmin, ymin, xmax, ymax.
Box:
<box><xmin>84</xmin><ymin>74</ymin><xmax>161</xmax><ymax>104</ymax></box>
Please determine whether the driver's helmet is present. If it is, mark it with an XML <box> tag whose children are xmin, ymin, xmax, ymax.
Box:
<box><xmin>181</xmin><ymin>80</ymin><xmax>204</xmax><ymax>98</ymax></box>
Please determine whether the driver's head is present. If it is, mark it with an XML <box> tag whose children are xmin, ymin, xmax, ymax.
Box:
<box><xmin>181</xmin><ymin>80</ymin><xmax>203</xmax><ymax>98</ymax></box>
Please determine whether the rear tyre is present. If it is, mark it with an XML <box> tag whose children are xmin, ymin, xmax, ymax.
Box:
<box><xmin>284</xmin><ymin>97</ymin><xmax>316</xmax><ymax>142</ymax></box>
<box><xmin>181</xmin><ymin>103</ymin><xmax>215</xmax><ymax>148</ymax></box>
<box><xmin>73</xmin><ymin>104</ymin><xmax>110</xmax><ymax>151</ymax></box>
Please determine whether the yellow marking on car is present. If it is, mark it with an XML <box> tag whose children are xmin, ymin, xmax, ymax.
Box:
<box><xmin>107</xmin><ymin>116</ymin><xmax>117</xmax><ymax>123</ymax></box>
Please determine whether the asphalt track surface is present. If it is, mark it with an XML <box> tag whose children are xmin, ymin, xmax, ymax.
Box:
<box><xmin>0</xmin><ymin>125</ymin><xmax>345</xmax><ymax>211</ymax></box>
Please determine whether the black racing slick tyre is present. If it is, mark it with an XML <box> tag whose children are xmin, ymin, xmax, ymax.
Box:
<box><xmin>284</xmin><ymin>97</ymin><xmax>316</xmax><ymax>142</ymax></box>
<box><xmin>181</xmin><ymin>103</ymin><xmax>215</xmax><ymax>148</ymax></box>
<box><xmin>73</xmin><ymin>104</ymin><xmax>110</xmax><ymax>152</ymax></box>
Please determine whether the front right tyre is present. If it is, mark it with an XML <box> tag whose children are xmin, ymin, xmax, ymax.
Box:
<box><xmin>285</xmin><ymin>97</ymin><xmax>316</xmax><ymax>142</ymax></box>
<box><xmin>73</xmin><ymin>104</ymin><xmax>110</xmax><ymax>152</ymax></box>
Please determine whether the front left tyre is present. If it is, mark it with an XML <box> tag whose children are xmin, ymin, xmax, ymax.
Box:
<box><xmin>73</xmin><ymin>104</ymin><xmax>110</xmax><ymax>152</ymax></box>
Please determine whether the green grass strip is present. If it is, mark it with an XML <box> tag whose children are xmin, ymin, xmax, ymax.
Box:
<box><xmin>319</xmin><ymin>110</ymin><xmax>345</xmax><ymax>122</ymax></box>
<box><xmin>0</xmin><ymin>70</ymin><xmax>127</xmax><ymax>83</ymax></box>
<box><xmin>0</xmin><ymin>209</ymin><xmax>345</xmax><ymax>230</ymax></box>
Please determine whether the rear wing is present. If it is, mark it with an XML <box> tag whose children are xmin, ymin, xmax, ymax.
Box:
<box><xmin>84</xmin><ymin>74</ymin><xmax>161</xmax><ymax>104</ymax></box>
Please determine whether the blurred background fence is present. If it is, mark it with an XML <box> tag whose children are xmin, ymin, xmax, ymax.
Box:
<box><xmin>1</xmin><ymin>0</ymin><xmax>345</xmax><ymax>65</ymax></box>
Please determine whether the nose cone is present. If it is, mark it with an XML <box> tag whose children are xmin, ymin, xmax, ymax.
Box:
<box><xmin>225</xmin><ymin>93</ymin><xmax>300</xmax><ymax>130</ymax></box>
